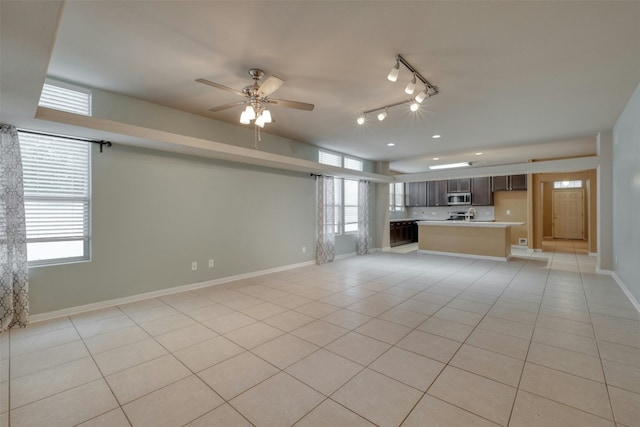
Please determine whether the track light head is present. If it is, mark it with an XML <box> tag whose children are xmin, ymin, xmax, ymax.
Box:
<box><xmin>410</xmin><ymin>101</ymin><xmax>420</xmax><ymax>112</ymax></box>
<box><xmin>404</xmin><ymin>74</ymin><xmax>417</xmax><ymax>95</ymax></box>
<box><xmin>377</xmin><ymin>108</ymin><xmax>388</xmax><ymax>121</ymax></box>
<box><xmin>356</xmin><ymin>114</ymin><xmax>366</xmax><ymax>125</ymax></box>
<box><xmin>415</xmin><ymin>88</ymin><xmax>428</xmax><ymax>103</ymax></box>
<box><xmin>387</xmin><ymin>59</ymin><xmax>400</xmax><ymax>82</ymax></box>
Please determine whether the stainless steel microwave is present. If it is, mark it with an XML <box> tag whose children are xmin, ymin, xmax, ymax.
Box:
<box><xmin>447</xmin><ymin>192</ymin><xmax>471</xmax><ymax>205</ymax></box>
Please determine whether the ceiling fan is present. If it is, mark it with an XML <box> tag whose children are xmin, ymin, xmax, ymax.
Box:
<box><xmin>196</xmin><ymin>68</ymin><xmax>314</xmax><ymax>128</ymax></box>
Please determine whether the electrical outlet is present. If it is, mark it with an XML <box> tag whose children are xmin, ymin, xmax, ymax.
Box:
<box><xmin>191</xmin><ymin>261</ymin><xmax>197</xmax><ymax>271</ymax></box>
<box><xmin>208</xmin><ymin>259</ymin><xmax>214</xmax><ymax>268</ymax></box>
<box><xmin>302</xmin><ymin>246</ymin><xmax>306</xmax><ymax>254</ymax></box>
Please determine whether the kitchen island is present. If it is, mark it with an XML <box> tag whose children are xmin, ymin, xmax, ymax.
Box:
<box><xmin>417</xmin><ymin>221</ymin><xmax>524</xmax><ymax>261</ymax></box>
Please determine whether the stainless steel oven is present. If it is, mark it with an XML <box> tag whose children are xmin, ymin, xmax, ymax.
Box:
<box><xmin>447</xmin><ymin>192</ymin><xmax>471</xmax><ymax>206</ymax></box>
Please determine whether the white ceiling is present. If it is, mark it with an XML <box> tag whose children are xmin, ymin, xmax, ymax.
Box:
<box><xmin>7</xmin><ymin>1</ymin><xmax>640</xmax><ymax>173</ymax></box>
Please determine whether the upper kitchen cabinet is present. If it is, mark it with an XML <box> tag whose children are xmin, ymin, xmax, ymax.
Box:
<box><xmin>404</xmin><ymin>181</ymin><xmax>427</xmax><ymax>207</ymax></box>
<box><xmin>471</xmin><ymin>177</ymin><xmax>493</xmax><ymax>206</ymax></box>
<box><xmin>492</xmin><ymin>174</ymin><xmax>527</xmax><ymax>191</ymax></box>
<box><xmin>447</xmin><ymin>178</ymin><xmax>471</xmax><ymax>193</ymax></box>
<box><xmin>427</xmin><ymin>180</ymin><xmax>449</xmax><ymax>207</ymax></box>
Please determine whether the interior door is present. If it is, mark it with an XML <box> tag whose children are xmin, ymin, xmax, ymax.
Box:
<box><xmin>553</xmin><ymin>190</ymin><xmax>584</xmax><ymax>239</ymax></box>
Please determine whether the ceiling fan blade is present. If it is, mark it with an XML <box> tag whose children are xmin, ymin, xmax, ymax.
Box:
<box><xmin>267</xmin><ymin>98</ymin><xmax>315</xmax><ymax>111</ymax></box>
<box><xmin>196</xmin><ymin>78</ymin><xmax>244</xmax><ymax>97</ymax></box>
<box><xmin>208</xmin><ymin>101</ymin><xmax>246</xmax><ymax>112</ymax></box>
<box><xmin>258</xmin><ymin>76</ymin><xmax>284</xmax><ymax>97</ymax></box>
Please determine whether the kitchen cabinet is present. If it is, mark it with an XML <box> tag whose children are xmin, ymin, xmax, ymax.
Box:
<box><xmin>404</xmin><ymin>182</ymin><xmax>427</xmax><ymax>207</ymax></box>
<box><xmin>390</xmin><ymin>220</ymin><xmax>418</xmax><ymax>247</ymax></box>
<box><xmin>492</xmin><ymin>174</ymin><xmax>527</xmax><ymax>191</ymax></box>
<box><xmin>471</xmin><ymin>177</ymin><xmax>493</xmax><ymax>206</ymax></box>
<box><xmin>447</xmin><ymin>178</ymin><xmax>471</xmax><ymax>193</ymax></box>
<box><xmin>427</xmin><ymin>180</ymin><xmax>449</xmax><ymax>207</ymax></box>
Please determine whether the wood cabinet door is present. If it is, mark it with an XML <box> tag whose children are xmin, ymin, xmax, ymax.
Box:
<box><xmin>472</xmin><ymin>177</ymin><xmax>493</xmax><ymax>205</ymax></box>
<box><xmin>405</xmin><ymin>182</ymin><xmax>427</xmax><ymax>207</ymax></box>
<box><xmin>492</xmin><ymin>175</ymin><xmax>509</xmax><ymax>191</ymax></box>
<box><xmin>427</xmin><ymin>180</ymin><xmax>448</xmax><ymax>206</ymax></box>
<box><xmin>511</xmin><ymin>174</ymin><xmax>527</xmax><ymax>191</ymax></box>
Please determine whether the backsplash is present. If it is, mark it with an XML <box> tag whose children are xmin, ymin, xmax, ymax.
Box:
<box><xmin>405</xmin><ymin>206</ymin><xmax>495</xmax><ymax>221</ymax></box>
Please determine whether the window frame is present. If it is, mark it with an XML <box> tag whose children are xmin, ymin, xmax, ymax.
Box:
<box><xmin>389</xmin><ymin>182</ymin><xmax>405</xmax><ymax>212</ymax></box>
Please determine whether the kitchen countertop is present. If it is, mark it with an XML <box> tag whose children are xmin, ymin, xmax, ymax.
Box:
<box><xmin>417</xmin><ymin>220</ymin><xmax>523</xmax><ymax>228</ymax></box>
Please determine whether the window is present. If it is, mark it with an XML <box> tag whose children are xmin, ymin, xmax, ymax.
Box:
<box><xmin>319</xmin><ymin>151</ymin><xmax>364</xmax><ymax>234</ymax></box>
<box><xmin>389</xmin><ymin>182</ymin><xmax>405</xmax><ymax>211</ymax></box>
<box><xmin>39</xmin><ymin>80</ymin><xmax>92</xmax><ymax>116</ymax></box>
<box><xmin>19</xmin><ymin>131</ymin><xmax>91</xmax><ymax>265</ymax></box>
<box><xmin>553</xmin><ymin>180</ymin><xmax>582</xmax><ymax>189</ymax></box>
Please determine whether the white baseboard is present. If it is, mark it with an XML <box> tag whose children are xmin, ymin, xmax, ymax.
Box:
<box><xmin>30</xmin><ymin>259</ymin><xmax>316</xmax><ymax>324</ymax></box>
<box><xmin>596</xmin><ymin>269</ymin><xmax>640</xmax><ymax>314</ymax></box>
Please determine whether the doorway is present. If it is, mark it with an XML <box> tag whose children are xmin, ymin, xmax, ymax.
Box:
<box><xmin>552</xmin><ymin>189</ymin><xmax>584</xmax><ymax>239</ymax></box>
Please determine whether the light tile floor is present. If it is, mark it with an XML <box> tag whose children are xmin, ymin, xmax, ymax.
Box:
<box><xmin>2</xmin><ymin>240</ymin><xmax>639</xmax><ymax>426</ymax></box>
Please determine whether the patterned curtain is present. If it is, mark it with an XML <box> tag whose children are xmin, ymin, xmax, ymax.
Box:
<box><xmin>357</xmin><ymin>180</ymin><xmax>370</xmax><ymax>255</ymax></box>
<box><xmin>316</xmin><ymin>175</ymin><xmax>335</xmax><ymax>264</ymax></box>
<box><xmin>0</xmin><ymin>125</ymin><xmax>29</xmax><ymax>330</ymax></box>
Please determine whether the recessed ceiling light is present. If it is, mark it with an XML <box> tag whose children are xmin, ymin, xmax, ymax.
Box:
<box><xmin>387</xmin><ymin>143</ymin><xmax>395</xmax><ymax>146</ymax></box>
<box><xmin>432</xmin><ymin>135</ymin><xmax>441</xmax><ymax>139</ymax></box>
<box><xmin>475</xmin><ymin>152</ymin><xmax>483</xmax><ymax>156</ymax></box>
<box><xmin>429</xmin><ymin>162</ymin><xmax>471</xmax><ymax>170</ymax></box>
<box><xmin>433</xmin><ymin>157</ymin><xmax>439</xmax><ymax>160</ymax></box>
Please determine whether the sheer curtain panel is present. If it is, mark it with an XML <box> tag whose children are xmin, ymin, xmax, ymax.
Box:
<box><xmin>316</xmin><ymin>175</ymin><xmax>335</xmax><ymax>264</ymax></box>
<box><xmin>357</xmin><ymin>180</ymin><xmax>370</xmax><ymax>255</ymax></box>
<box><xmin>0</xmin><ymin>125</ymin><xmax>29</xmax><ymax>330</ymax></box>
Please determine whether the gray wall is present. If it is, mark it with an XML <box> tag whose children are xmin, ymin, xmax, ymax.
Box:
<box><xmin>613</xmin><ymin>83</ymin><xmax>640</xmax><ymax>303</ymax></box>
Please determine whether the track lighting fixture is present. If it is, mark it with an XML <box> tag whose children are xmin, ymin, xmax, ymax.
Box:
<box><xmin>387</xmin><ymin>58</ymin><xmax>400</xmax><ymax>82</ymax></box>
<box><xmin>357</xmin><ymin>54</ymin><xmax>439</xmax><ymax>125</ymax></box>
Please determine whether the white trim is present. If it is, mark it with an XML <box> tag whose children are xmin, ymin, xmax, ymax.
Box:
<box><xmin>596</xmin><ymin>269</ymin><xmax>640</xmax><ymax>314</ymax></box>
<box><xmin>417</xmin><ymin>249</ymin><xmax>509</xmax><ymax>262</ymax></box>
<box><xmin>29</xmin><ymin>260</ymin><xmax>316</xmax><ymax>324</ymax></box>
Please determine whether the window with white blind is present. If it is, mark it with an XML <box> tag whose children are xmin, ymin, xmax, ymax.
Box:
<box><xmin>39</xmin><ymin>80</ymin><xmax>92</xmax><ymax>116</ymax></box>
<box><xmin>389</xmin><ymin>182</ymin><xmax>405</xmax><ymax>211</ymax></box>
<box><xmin>553</xmin><ymin>180</ymin><xmax>582</xmax><ymax>189</ymax></box>
<box><xmin>318</xmin><ymin>151</ymin><xmax>363</xmax><ymax>234</ymax></box>
<box><xmin>19</xmin><ymin>131</ymin><xmax>91</xmax><ymax>265</ymax></box>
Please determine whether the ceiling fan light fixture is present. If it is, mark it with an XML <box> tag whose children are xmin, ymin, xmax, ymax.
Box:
<box><xmin>356</xmin><ymin>114</ymin><xmax>366</xmax><ymax>125</ymax></box>
<box><xmin>244</xmin><ymin>105</ymin><xmax>256</xmax><ymax>120</ymax></box>
<box><xmin>377</xmin><ymin>108</ymin><xmax>388</xmax><ymax>121</ymax></box>
<box><xmin>387</xmin><ymin>59</ymin><xmax>400</xmax><ymax>82</ymax></box>
<box><xmin>261</xmin><ymin>109</ymin><xmax>272</xmax><ymax>123</ymax></box>
<box><xmin>239</xmin><ymin>110</ymin><xmax>251</xmax><ymax>124</ymax></box>
<box><xmin>255</xmin><ymin>114</ymin><xmax>266</xmax><ymax>128</ymax></box>
<box><xmin>404</xmin><ymin>74</ymin><xmax>417</xmax><ymax>95</ymax></box>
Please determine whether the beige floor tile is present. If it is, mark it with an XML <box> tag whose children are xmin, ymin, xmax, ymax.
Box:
<box><xmin>75</xmin><ymin>315</ymin><xmax>136</xmax><ymax>339</ymax></box>
<box><xmin>224</xmin><ymin>321</ymin><xmax>284</xmax><ymax>349</ymax></box>
<box><xmin>252</xmin><ymin>334</ymin><xmax>319</xmax><ymax>369</ymax></box>
<box><xmin>326</xmin><ymin>332</ymin><xmax>390</xmax><ymax>365</ymax></box>
<box><xmin>346</xmin><ymin>300</ymin><xmax>394</xmax><ymax>317</ymax></box>
<box><xmin>138</xmin><ymin>313</ymin><xmax>196</xmax><ymax>336</ymax></box>
<box><xmin>533</xmin><ymin>326</ymin><xmax>599</xmax><ymax>357</ymax></box>
<box><xmin>445</xmin><ymin>298</ymin><xmax>493</xmax><ymax>315</ymax></box>
<box><xmin>222</xmin><ymin>295</ymin><xmax>264</xmax><ymax>310</ymax></box>
<box><xmin>428</xmin><ymin>366</ymin><xmax>516</xmax><ymax>426</ymax></box>
<box><xmin>356</xmin><ymin>318</ymin><xmax>411</xmax><ymax>344</ymax></box>
<box><xmin>8</xmin><ymin>317</ymin><xmax>72</xmax><ymax>340</ymax></box>
<box><xmin>182</xmin><ymin>302</ymin><xmax>235</xmax><ymax>323</ymax></box>
<box><xmin>70</xmin><ymin>307</ymin><xmax>123</xmax><ymax>325</ymax></box>
<box><xmin>395</xmin><ymin>299</ymin><xmax>442</xmax><ymax>316</ymax></box>
<box><xmin>402</xmin><ymin>394</ymin><xmax>501</xmax><ymax>427</ymax></box>
<box><xmin>527</xmin><ymin>342</ymin><xmax>604</xmax><ymax>382</ymax></box>
<box><xmin>0</xmin><ymin>381</ymin><xmax>7</xmax><ymax>414</ymax></box>
<box><xmin>230</xmin><ymin>372</ymin><xmax>324</xmax><ymax>427</ymax></box>
<box><xmin>434</xmin><ymin>307</ymin><xmax>484</xmax><ymax>326</ymax></box>
<box><xmin>76</xmin><ymin>408</ymin><xmax>131</xmax><ymax>427</ymax></box>
<box><xmin>295</xmin><ymin>399</ymin><xmax>376</xmax><ymax>427</ymax></box>
<box><xmin>155</xmin><ymin>323</ymin><xmax>218</xmax><ymax>352</ymax></box>
<box><xmin>241</xmin><ymin>302</ymin><xmax>288</xmax><ymax>320</ymax></box>
<box><xmin>320</xmin><ymin>293</ymin><xmax>362</xmax><ymax>307</ymax></box>
<box><xmin>10</xmin><ymin>356</ymin><xmax>102</xmax><ymax>409</ymax></box>
<box><xmin>291</xmin><ymin>320</ymin><xmax>349</xmax><ymax>347</ymax></box>
<box><xmin>332</xmin><ymin>368</ymin><xmax>423</xmax><ymax>427</ymax></box>
<box><xmin>123</xmin><ymin>375</ymin><xmax>223</xmax><ymax>427</ymax></box>
<box><xmin>519</xmin><ymin>362</ymin><xmax>613</xmax><ymax>420</ymax></box>
<box><xmin>396</xmin><ymin>330</ymin><xmax>461</xmax><ymax>363</ymax></box>
<box><xmin>413</xmin><ymin>291</ymin><xmax>455</xmax><ymax>305</ymax></box>
<box><xmin>321</xmin><ymin>309</ymin><xmax>373</xmax><ymax>330</ymax></box>
<box><xmin>83</xmin><ymin>325</ymin><xmax>149</xmax><ymax>355</ymax></box>
<box><xmin>9</xmin><ymin>339</ymin><xmax>89</xmax><ymax>379</ymax></box>
<box><xmin>173</xmin><ymin>335</ymin><xmax>244</xmax><ymax>372</ymax></box>
<box><xmin>535</xmin><ymin>314</ymin><xmax>595</xmax><ymax>338</ymax></box>
<box><xmin>203</xmin><ymin>311</ymin><xmax>256</xmax><ymax>334</ymax></box>
<box><xmin>510</xmin><ymin>390</ymin><xmax>615</xmax><ymax>427</ymax></box>
<box><xmin>185</xmin><ymin>403</ymin><xmax>252</xmax><ymax>427</ymax></box>
<box><xmin>377</xmin><ymin>307</ymin><xmax>429</xmax><ymax>328</ymax></box>
<box><xmin>488</xmin><ymin>306</ymin><xmax>538</xmax><ymax>325</ymax></box>
<box><xmin>118</xmin><ymin>298</ymin><xmax>167</xmax><ymax>314</ymax></box>
<box><xmin>608</xmin><ymin>386</ymin><xmax>640</xmax><ymax>427</ymax></box>
<box><xmin>272</xmin><ymin>294</ymin><xmax>313</xmax><ymax>309</ymax></box>
<box><xmin>106</xmin><ymin>354</ymin><xmax>190</xmax><ymax>404</ymax></box>
<box><xmin>477</xmin><ymin>316</ymin><xmax>534</xmax><ymax>340</ymax></box>
<box><xmin>126</xmin><ymin>304</ymin><xmax>180</xmax><ymax>324</ymax></box>
<box><xmin>286</xmin><ymin>349</ymin><xmax>363</xmax><ymax>395</ymax></box>
<box><xmin>369</xmin><ymin>346</ymin><xmax>445</xmax><ymax>391</ymax></box>
<box><xmin>10</xmin><ymin>326</ymin><xmax>80</xmax><ymax>356</ymax></box>
<box><xmin>9</xmin><ymin>379</ymin><xmax>118</xmax><ymax>427</ymax></box>
<box><xmin>263</xmin><ymin>310</ymin><xmax>315</xmax><ymax>332</ymax></box>
<box><xmin>598</xmin><ymin>341</ymin><xmax>640</xmax><ymax>369</ymax></box>
<box><xmin>466</xmin><ymin>328</ymin><xmax>530</xmax><ymax>360</ymax></box>
<box><xmin>295</xmin><ymin>301</ymin><xmax>341</xmax><ymax>318</ymax></box>
<box><xmin>450</xmin><ymin>344</ymin><xmax>524</xmax><ymax>387</ymax></box>
<box><xmin>417</xmin><ymin>316</ymin><xmax>474</xmax><ymax>342</ymax></box>
<box><xmin>198</xmin><ymin>351</ymin><xmax>278</xmax><ymax>400</ymax></box>
<box><xmin>602</xmin><ymin>359</ymin><xmax>640</xmax><ymax>394</ymax></box>
<box><xmin>93</xmin><ymin>338</ymin><xmax>167</xmax><ymax>376</ymax></box>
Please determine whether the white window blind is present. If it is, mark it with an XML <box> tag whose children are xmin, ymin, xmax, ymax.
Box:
<box><xmin>318</xmin><ymin>151</ymin><xmax>362</xmax><ymax>234</ymax></box>
<box><xmin>319</xmin><ymin>151</ymin><xmax>342</xmax><ymax>167</ymax></box>
<box><xmin>344</xmin><ymin>157</ymin><xmax>363</xmax><ymax>171</ymax></box>
<box><xmin>19</xmin><ymin>132</ymin><xmax>91</xmax><ymax>264</ymax></box>
<box><xmin>344</xmin><ymin>179</ymin><xmax>359</xmax><ymax>233</ymax></box>
<box><xmin>553</xmin><ymin>180</ymin><xmax>582</xmax><ymax>189</ymax></box>
<box><xmin>390</xmin><ymin>182</ymin><xmax>405</xmax><ymax>211</ymax></box>
<box><xmin>39</xmin><ymin>82</ymin><xmax>91</xmax><ymax>116</ymax></box>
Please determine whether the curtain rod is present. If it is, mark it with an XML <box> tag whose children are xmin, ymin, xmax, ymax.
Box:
<box><xmin>16</xmin><ymin>128</ymin><xmax>112</xmax><ymax>153</ymax></box>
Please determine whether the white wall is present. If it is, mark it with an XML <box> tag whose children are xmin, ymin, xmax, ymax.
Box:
<box><xmin>612</xmin><ymin>83</ymin><xmax>640</xmax><ymax>304</ymax></box>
